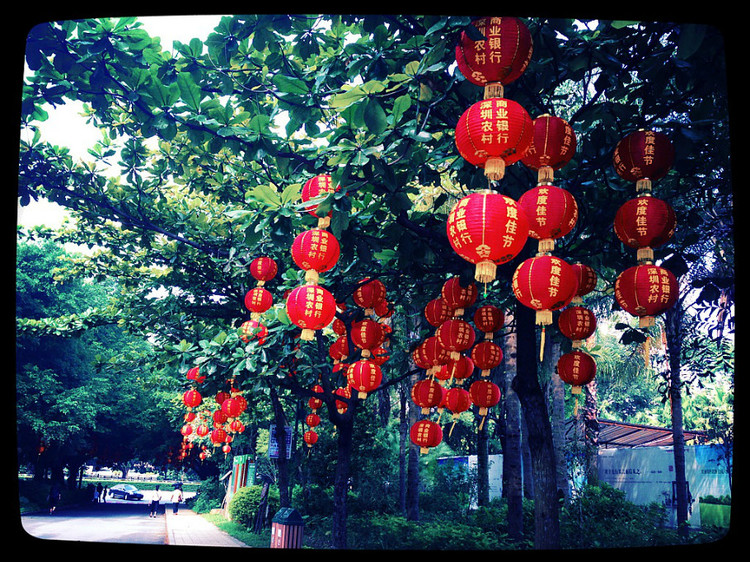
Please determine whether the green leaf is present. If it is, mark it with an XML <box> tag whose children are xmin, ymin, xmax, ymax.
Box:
<box><xmin>247</xmin><ymin>185</ymin><xmax>281</xmax><ymax>208</ymax></box>
<box><xmin>177</xmin><ymin>72</ymin><xmax>203</xmax><ymax>112</ymax></box>
<box><xmin>272</xmin><ymin>74</ymin><xmax>309</xmax><ymax>95</ymax></box>
<box><xmin>363</xmin><ymin>98</ymin><xmax>387</xmax><ymax>134</ymax></box>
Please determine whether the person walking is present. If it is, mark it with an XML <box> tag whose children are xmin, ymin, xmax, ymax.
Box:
<box><xmin>47</xmin><ymin>482</ymin><xmax>61</xmax><ymax>515</ymax></box>
<box><xmin>149</xmin><ymin>485</ymin><xmax>162</xmax><ymax>518</ymax></box>
<box><xmin>171</xmin><ymin>486</ymin><xmax>183</xmax><ymax>515</ymax></box>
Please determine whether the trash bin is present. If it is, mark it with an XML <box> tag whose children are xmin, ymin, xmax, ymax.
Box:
<box><xmin>270</xmin><ymin>508</ymin><xmax>304</xmax><ymax>549</ymax></box>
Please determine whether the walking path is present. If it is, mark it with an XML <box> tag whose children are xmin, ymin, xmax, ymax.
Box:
<box><xmin>165</xmin><ymin>508</ymin><xmax>249</xmax><ymax>548</ymax></box>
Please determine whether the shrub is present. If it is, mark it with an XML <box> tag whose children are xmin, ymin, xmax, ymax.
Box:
<box><xmin>228</xmin><ymin>485</ymin><xmax>280</xmax><ymax>530</ymax></box>
<box><xmin>188</xmin><ymin>477</ymin><xmax>225</xmax><ymax>513</ymax></box>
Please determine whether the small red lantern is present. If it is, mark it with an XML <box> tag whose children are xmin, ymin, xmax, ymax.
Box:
<box><xmin>425</xmin><ymin>298</ymin><xmax>452</xmax><ymax>327</ymax></box>
<box><xmin>291</xmin><ymin>228</ymin><xmax>341</xmax><ymax>283</ymax></box>
<box><xmin>436</xmin><ymin>318</ymin><xmax>476</xmax><ymax>360</ymax></box>
<box><xmin>471</xmin><ymin>340</ymin><xmax>504</xmax><ymax>376</ymax></box>
<box><xmin>239</xmin><ymin>319</ymin><xmax>268</xmax><ymax>344</ymax></box>
<box><xmin>411</xmin><ymin>378</ymin><xmax>443</xmax><ymax>414</ymax></box>
<box><xmin>308</xmin><ymin>384</ymin><xmax>324</xmax><ymax>411</ymax></box>
<box><xmin>180</xmin><ymin>424</ymin><xmax>193</xmax><ymax>437</ymax></box>
<box><xmin>215</xmin><ymin>391</ymin><xmax>230</xmax><ymax>405</ymax></box>
<box><xmin>212</xmin><ymin>409</ymin><xmax>228</xmax><ymax>425</ymax></box>
<box><xmin>444</xmin><ymin>387</ymin><xmax>472</xmax><ymax>420</ymax></box>
<box><xmin>441</xmin><ymin>276</ymin><xmax>479</xmax><ymax>317</ymax></box>
<box><xmin>350</xmin><ymin>318</ymin><xmax>385</xmax><ymax>358</ymax></box>
<box><xmin>419</xmin><ymin>336</ymin><xmax>450</xmax><ymax>374</ymax></box>
<box><xmin>436</xmin><ymin>354</ymin><xmax>475</xmax><ymax>385</ymax></box>
<box><xmin>521</xmin><ymin>114</ymin><xmax>577</xmax><ymax>184</ymax></box>
<box><xmin>512</xmin><ymin>255</ymin><xmax>579</xmax><ymax>326</ymax></box>
<box><xmin>455</xmin><ymin>97</ymin><xmax>533</xmax><ymax>181</ymax></box>
<box><xmin>244</xmin><ymin>287</ymin><xmax>273</xmax><ymax>318</ymax></box>
<box><xmin>334</xmin><ymin>386</ymin><xmax>351</xmax><ymax>414</ymax></box>
<box><xmin>332</xmin><ymin>317</ymin><xmax>346</xmax><ymax>335</ymax></box>
<box><xmin>353</xmin><ymin>278</ymin><xmax>387</xmax><ymax>314</ymax></box>
<box><xmin>374</xmin><ymin>299</ymin><xmax>392</xmax><ymax>318</ymax></box>
<box><xmin>184</xmin><ymin>411</ymin><xmax>196</xmax><ymax>422</ymax></box>
<box><xmin>346</xmin><ymin>359</ymin><xmax>383</xmax><ymax>399</ymax></box>
<box><xmin>210</xmin><ymin>428</ymin><xmax>228</xmax><ymax>446</ymax></box>
<box><xmin>454</xmin><ymin>16</ymin><xmax>533</xmax><ymax>98</ymax></box>
<box><xmin>518</xmin><ymin>184</ymin><xmax>578</xmax><ymax>253</ymax></box>
<box><xmin>410</xmin><ymin>419</ymin><xmax>443</xmax><ymax>455</ymax></box>
<box><xmin>614</xmin><ymin>196</ymin><xmax>676</xmax><ymax>262</ymax></box>
<box><xmin>557</xmin><ymin>350</ymin><xmax>596</xmax><ymax>394</ymax></box>
<box><xmin>613</xmin><ymin>130</ymin><xmax>674</xmax><ymax>192</ymax></box>
<box><xmin>304</xmin><ymin>430</ymin><xmax>319</xmax><ymax>448</ymax></box>
<box><xmin>221</xmin><ymin>397</ymin><xmax>243</xmax><ymax>419</ymax></box>
<box><xmin>183</xmin><ymin>389</ymin><xmax>202</xmax><ymax>409</ymax></box>
<box><xmin>196</xmin><ymin>424</ymin><xmax>210</xmax><ymax>437</ymax></box>
<box><xmin>571</xmin><ymin>262</ymin><xmax>597</xmax><ymax>304</ymax></box>
<box><xmin>473</xmin><ymin>305</ymin><xmax>504</xmax><ymax>339</ymax></box>
<box><xmin>329</xmin><ymin>335</ymin><xmax>350</xmax><ymax>364</ymax></box>
<box><xmin>230</xmin><ymin>419</ymin><xmax>245</xmax><ymax>433</ymax></box>
<box><xmin>558</xmin><ymin>306</ymin><xmax>597</xmax><ymax>348</ymax></box>
<box><xmin>302</xmin><ymin>174</ymin><xmax>339</xmax><ymax>226</ymax></box>
<box><xmin>186</xmin><ymin>366</ymin><xmax>205</xmax><ymax>384</ymax></box>
<box><xmin>615</xmin><ymin>264</ymin><xmax>679</xmax><ymax>328</ymax></box>
<box><xmin>286</xmin><ymin>284</ymin><xmax>337</xmax><ymax>340</ymax></box>
<box><xmin>446</xmin><ymin>191</ymin><xmax>529</xmax><ymax>283</ymax></box>
<box><xmin>249</xmin><ymin>256</ymin><xmax>278</xmax><ymax>286</ymax></box>
<box><xmin>469</xmin><ymin>379</ymin><xmax>502</xmax><ymax>421</ymax></box>
<box><xmin>305</xmin><ymin>413</ymin><xmax>321</xmax><ymax>428</ymax></box>
<box><xmin>371</xmin><ymin>346</ymin><xmax>390</xmax><ymax>366</ymax></box>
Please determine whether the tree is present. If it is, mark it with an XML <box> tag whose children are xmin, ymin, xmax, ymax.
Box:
<box><xmin>18</xmin><ymin>14</ymin><xmax>733</xmax><ymax>548</ymax></box>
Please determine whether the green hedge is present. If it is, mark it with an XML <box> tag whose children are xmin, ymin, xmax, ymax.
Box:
<box><xmin>228</xmin><ymin>485</ymin><xmax>280</xmax><ymax>530</ymax></box>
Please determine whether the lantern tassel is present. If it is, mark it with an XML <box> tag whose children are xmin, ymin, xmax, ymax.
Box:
<box><xmin>537</xmin><ymin>166</ymin><xmax>554</xmax><ymax>185</ymax></box>
<box><xmin>484</xmin><ymin>157</ymin><xmax>506</xmax><ymax>182</ymax></box>
<box><xmin>539</xmin><ymin>326</ymin><xmax>546</xmax><ymax>362</ymax></box>
<box><xmin>484</xmin><ymin>82</ymin><xmax>504</xmax><ymax>99</ymax></box>
<box><xmin>637</xmin><ymin>247</ymin><xmax>654</xmax><ymax>262</ymax></box>
<box><xmin>475</xmin><ymin>261</ymin><xmax>497</xmax><ymax>284</ymax></box>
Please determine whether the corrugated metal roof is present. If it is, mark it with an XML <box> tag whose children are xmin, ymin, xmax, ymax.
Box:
<box><xmin>565</xmin><ymin>417</ymin><xmax>708</xmax><ymax>448</ymax></box>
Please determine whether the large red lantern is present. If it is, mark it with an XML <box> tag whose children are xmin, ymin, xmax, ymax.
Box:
<box><xmin>210</xmin><ymin>428</ymin><xmax>228</xmax><ymax>446</ymax></box>
<box><xmin>410</xmin><ymin>419</ymin><xmax>443</xmax><ymax>455</ymax></box>
<box><xmin>350</xmin><ymin>318</ymin><xmax>385</xmax><ymax>358</ymax></box>
<box><xmin>425</xmin><ymin>298</ymin><xmax>452</xmax><ymax>327</ymax></box>
<box><xmin>436</xmin><ymin>319</ymin><xmax>476</xmax><ymax>360</ymax></box>
<box><xmin>291</xmin><ymin>228</ymin><xmax>341</xmax><ymax>283</ymax></box>
<box><xmin>286</xmin><ymin>284</ymin><xmax>337</xmax><ymax>340</ymax></box>
<box><xmin>346</xmin><ymin>359</ymin><xmax>383</xmax><ymax>399</ymax></box>
<box><xmin>614</xmin><ymin>264</ymin><xmax>679</xmax><ymax>327</ymax></box>
<box><xmin>518</xmin><ymin>184</ymin><xmax>578</xmax><ymax>253</ymax></box>
<box><xmin>420</xmin><ymin>336</ymin><xmax>450</xmax><ymax>374</ymax></box>
<box><xmin>239</xmin><ymin>319</ymin><xmax>268</xmax><ymax>344</ymax></box>
<box><xmin>441</xmin><ymin>276</ymin><xmax>479</xmax><ymax>317</ymax></box>
<box><xmin>221</xmin><ymin>397</ymin><xmax>243</xmax><ymax>419</ymax></box>
<box><xmin>471</xmin><ymin>340</ymin><xmax>503</xmax><ymax>376</ymax></box>
<box><xmin>353</xmin><ymin>278</ymin><xmax>387</xmax><ymax>314</ymax></box>
<box><xmin>613</xmin><ymin>130</ymin><xmax>674</xmax><ymax>192</ymax></box>
<box><xmin>447</xmin><ymin>191</ymin><xmax>529</xmax><ymax>283</ymax></box>
<box><xmin>571</xmin><ymin>262</ymin><xmax>597</xmax><ymax>304</ymax></box>
<box><xmin>557</xmin><ymin>350</ymin><xmax>596</xmax><ymax>394</ymax></box>
<box><xmin>455</xmin><ymin>97</ymin><xmax>534</xmax><ymax>181</ymax></box>
<box><xmin>302</xmin><ymin>174</ymin><xmax>339</xmax><ymax>226</ymax></box>
<box><xmin>444</xmin><ymin>387</ymin><xmax>472</xmax><ymax>420</ymax></box>
<box><xmin>512</xmin><ymin>255</ymin><xmax>579</xmax><ymax>325</ymax></box>
<box><xmin>249</xmin><ymin>256</ymin><xmax>278</xmax><ymax>286</ymax></box>
<box><xmin>521</xmin><ymin>114</ymin><xmax>577</xmax><ymax>184</ymax></box>
<box><xmin>183</xmin><ymin>389</ymin><xmax>202</xmax><ymax>409</ymax></box>
<box><xmin>558</xmin><ymin>306</ymin><xmax>597</xmax><ymax>348</ymax></box>
<box><xmin>244</xmin><ymin>287</ymin><xmax>273</xmax><ymax>317</ymax></box>
<box><xmin>473</xmin><ymin>305</ymin><xmax>504</xmax><ymax>339</ymax></box>
<box><xmin>411</xmin><ymin>378</ymin><xmax>443</xmax><ymax>414</ymax></box>
<box><xmin>455</xmin><ymin>16</ymin><xmax>533</xmax><ymax>98</ymax></box>
<box><xmin>614</xmin><ymin>196</ymin><xmax>676</xmax><ymax>262</ymax></box>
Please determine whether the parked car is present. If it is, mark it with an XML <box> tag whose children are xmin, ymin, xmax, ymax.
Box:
<box><xmin>108</xmin><ymin>484</ymin><xmax>144</xmax><ymax>501</ymax></box>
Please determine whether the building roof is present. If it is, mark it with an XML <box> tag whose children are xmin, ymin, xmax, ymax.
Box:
<box><xmin>565</xmin><ymin>417</ymin><xmax>709</xmax><ymax>448</ymax></box>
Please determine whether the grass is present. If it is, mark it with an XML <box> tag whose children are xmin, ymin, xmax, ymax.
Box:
<box><xmin>201</xmin><ymin>512</ymin><xmax>272</xmax><ymax>548</ymax></box>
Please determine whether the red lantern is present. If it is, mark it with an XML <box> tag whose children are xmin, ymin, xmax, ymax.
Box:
<box><xmin>180</xmin><ymin>424</ymin><xmax>193</xmax><ymax>437</ymax></box>
<box><xmin>371</xmin><ymin>346</ymin><xmax>390</xmax><ymax>366</ymax></box>
<box><xmin>308</xmin><ymin>384</ymin><xmax>324</xmax><ymax>411</ymax></box>
<box><xmin>332</xmin><ymin>317</ymin><xmax>346</xmax><ymax>335</ymax></box>
<box><xmin>613</xmin><ymin>130</ymin><xmax>674</xmax><ymax>192</ymax></box>
<box><xmin>350</xmin><ymin>318</ymin><xmax>385</xmax><ymax>357</ymax></box>
<box><xmin>329</xmin><ymin>335</ymin><xmax>350</xmax><ymax>364</ymax></box>
<box><xmin>291</xmin><ymin>228</ymin><xmax>341</xmax><ymax>283</ymax></box>
<box><xmin>436</xmin><ymin>319</ymin><xmax>476</xmax><ymax>360</ymax></box>
<box><xmin>444</xmin><ymin>387</ymin><xmax>472</xmax><ymax>420</ymax></box>
<box><xmin>571</xmin><ymin>263</ymin><xmax>597</xmax><ymax>304</ymax></box>
<box><xmin>614</xmin><ymin>196</ymin><xmax>676</xmax><ymax>262</ymax></box>
<box><xmin>239</xmin><ymin>319</ymin><xmax>268</xmax><ymax>344</ymax></box>
<box><xmin>334</xmin><ymin>386</ymin><xmax>351</xmax><ymax>414</ymax></box>
<box><xmin>215</xmin><ymin>391</ymin><xmax>230</xmax><ymax>405</ymax></box>
<box><xmin>244</xmin><ymin>287</ymin><xmax>273</xmax><ymax>317</ymax></box>
<box><xmin>374</xmin><ymin>300</ymin><xmax>392</xmax><ymax>318</ymax></box>
<box><xmin>557</xmin><ymin>350</ymin><xmax>596</xmax><ymax>394</ymax></box>
<box><xmin>302</xmin><ymin>174</ymin><xmax>339</xmax><ymax>224</ymax></box>
<box><xmin>183</xmin><ymin>389</ymin><xmax>202</xmax><ymax>409</ymax></box>
<box><xmin>455</xmin><ymin>97</ymin><xmax>533</xmax><ymax>181</ymax></box>
<box><xmin>521</xmin><ymin>114</ymin><xmax>577</xmax><ymax>184</ymax></box>
<box><xmin>441</xmin><ymin>276</ymin><xmax>479</xmax><ymax>316</ymax></box>
<box><xmin>304</xmin><ymin>430</ymin><xmax>319</xmax><ymax>448</ymax></box>
<box><xmin>305</xmin><ymin>413</ymin><xmax>321</xmax><ymax>428</ymax></box>
<box><xmin>410</xmin><ymin>419</ymin><xmax>443</xmax><ymax>455</ymax></box>
<box><xmin>346</xmin><ymin>359</ymin><xmax>383</xmax><ymax>399</ymax></box>
<box><xmin>471</xmin><ymin>340</ymin><xmax>503</xmax><ymax>376</ymax></box>
<box><xmin>184</xmin><ymin>411</ymin><xmax>196</xmax><ymax>422</ymax></box>
<box><xmin>249</xmin><ymin>256</ymin><xmax>278</xmax><ymax>286</ymax></box>
<box><xmin>473</xmin><ymin>305</ymin><xmax>504</xmax><ymax>339</ymax></box>
<box><xmin>230</xmin><ymin>419</ymin><xmax>245</xmax><ymax>433</ymax></box>
<box><xmin>186</xmin><ymin>366</ymin><xmax>205</xmax><ymax>384</ymax></box>
<box><xmin>210</xmin><ymin>428</ymin><xmax>228</xmax><ymax>446</ymax></box>
<box><xmin>512</xmin><ymin>255</ymin><xmax>579</xmax><ymax>326</ymax></box>
<box><xmin>196</xmin><ymin>424</ymin><xmax>209</xmax><ymax>437</ymax></box>
<box><xmin>518</xmin><ymin>184</ymin><xmax>578</xmax><ymax>253</ymax></box>
<box><xmin>558</xmin><ymin>306</ymin><xmax>597</xmax><ymax>348</ymax></box>
<box><xmin>455</xmin><ymin>16</ymin><xmax>533</xmax><ymax>98</ymax></box>
<box><xmin>353</xmin><ymin>278</ymin><xmax>387</xmax><ymax>314</ymax></box>
<box><xmin>446</xmin><ymin>191</ymin><xmax>529</xmax><ymax>283</ymax></box>
<box><xmin>286</xmin><ymin>284</ymin><xmax>337</xmax><ymax>340</ymax></box>
<box><xmin>221</xmin><ymin>397</ymin><xmax>243</xmax><ymax>419</ymax></box>
<box><xmin>615</xmin><ymin>264</ymin><xmax>679</xmax><ymax>327</ymax></box>
<box><xmin>435</xmin><ymin>355</ymin><xmax>475</xmax><ymax>385</ymax></box>
<box><xmin>411</xmin><ymin>378</ymin><xmax>443</xmax><ymax>414</ymax></box>
<box><xmin>469</xmin><ymin>379</ymin><xmax>502</xmax><ymax>417</ymax></box>
<box><xmin>212</xmin><ymin>409</ymin><xmax>228</xmax><ymax>425</ymax></box>
<box><xmin>420</xmin><ymin>336</ymin><xmax>450</xmax><ymax>374</ymax></box>
<box><xmin>425</xmin><ymin>298</ymin><xmax>451</xmax><ymax>327</ymax></box>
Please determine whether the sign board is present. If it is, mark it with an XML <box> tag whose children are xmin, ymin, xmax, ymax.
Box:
<box><xmin>268</xmin><ymin>424</ymin><xmax>293</xmax><ymax>459</ymax></box>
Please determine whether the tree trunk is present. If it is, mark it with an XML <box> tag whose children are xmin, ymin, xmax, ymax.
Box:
<box><xmin>665</xmin><ymin>302</ymin><xmax>690</xmax><ymax>539</ymax></box>
<box><xmin>476</xmin><ymin>417</ymin><xmax>490</xmax><ymax>507</ymax></box>
<box><xmin>268</xmin><ymin>387</ymin><xmax>291</xmax><ymax>508</ymax></box>
<box><xmin>501</xmin><ymin>314</ymin><xmax>524</xmax><ymax>541</ymax></box>
<box><xmin>549</xmin><ymin>340</ymin><xmax>570</xmax><ymax>500</ymax></box>
<box><xmin>583</xmin><ymin>378</ymin><xmax>600</xmax><ymax>485</ymax></box>
<box><xmin>405</xmin><ymin>380</ymin><xmax>421</xmax><ymax>521</ymax></box>
<box><xmin>398</xmin><ymin>381</ymin><xmax>408</xmax><ymax>516</ymax></box>
<box><xmin>512</xmin><ymin>301</ymin><xmax>561</xmax><ymax>549</ymax></box>
<box><xmin>332</xmin><ymin>411</ymin><xmax>354</xmax><ymax>548</ymax></box>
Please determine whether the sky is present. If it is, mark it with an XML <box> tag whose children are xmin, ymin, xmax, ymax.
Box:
<box><xmin>17</xmin><ymin>15</ymin><xmax>226</xmax><ymax>229</ymax></box>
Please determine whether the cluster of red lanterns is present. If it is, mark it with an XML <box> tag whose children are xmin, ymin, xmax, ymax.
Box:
<box><xmin>612</xmin><ymin>130</ymin><xmax>679</xmax><ymax>330</ymax></box>
<box><xmin>409</xmin><ymin>276</ymin><xmax>505</xmax><ymax>454</ymax></box>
